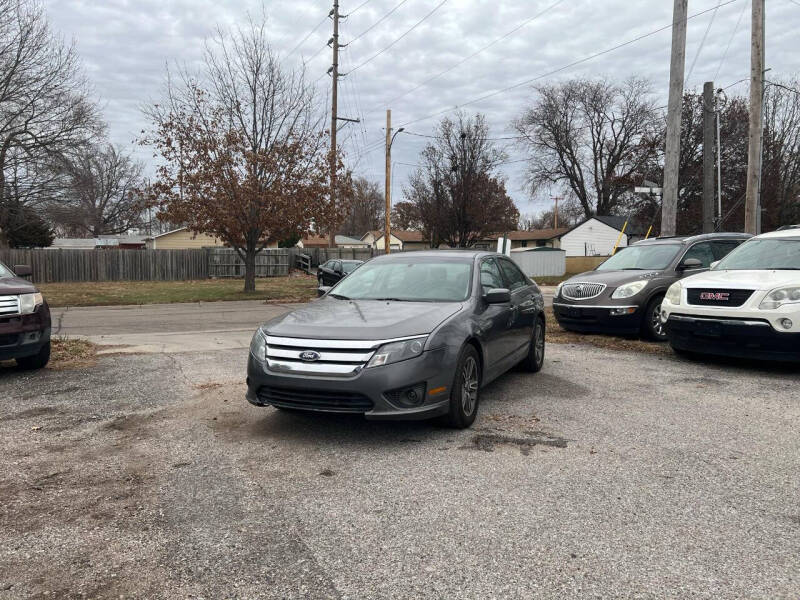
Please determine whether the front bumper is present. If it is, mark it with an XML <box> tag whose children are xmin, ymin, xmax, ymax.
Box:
<box><xmin>246</xmin><ymin>346</ymin><xmax>457</xmax><ymax>420</ymax></box>
<box><xmin>665</xmin><ymin>313</ymin><xmax>800</xmax><ymax>362</ymax></box>
<box><xmin>552</xmin><ymin>301</ymin><xmax>641</xmax><ymax>334</ymax></box>
<box><xmin>0</xmin><ymin>309</ymin><xmax>51</xmax><ymax>361</ymax></box>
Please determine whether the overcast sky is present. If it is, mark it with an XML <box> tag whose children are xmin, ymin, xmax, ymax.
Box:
<box><xmin>45</xmin><ymin>0</ymin><xmax>798</xmax><ymax>215</ymax></box>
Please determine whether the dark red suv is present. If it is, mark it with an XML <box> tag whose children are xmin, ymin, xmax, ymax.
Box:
<box><xmin>0</xmin><ymin>261</ymin><xmax>51</xmax><ymax>369</ymax></box>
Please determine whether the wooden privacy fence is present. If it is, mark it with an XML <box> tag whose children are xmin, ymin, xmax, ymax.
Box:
<box><xmin>0</xmin><ymin>248</ymin><xmax>209</xmax><ymax>283</ymax></box>
<box><xmin>207</xmin><ymin>248</ymin><xmax>289</xmax><ymax>278</ymax></box>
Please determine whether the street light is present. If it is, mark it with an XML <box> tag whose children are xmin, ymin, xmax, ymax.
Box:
<box><xmin>384</xmin><ymin>108</ymin><xmax>405</xmax><ymax>254</ymax></box>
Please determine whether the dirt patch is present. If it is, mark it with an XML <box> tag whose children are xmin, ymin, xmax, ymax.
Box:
<box><xmin>544</xmin><ymin>308</ymin><xmax>671</xmax><ymax>355</ymax></box>
<box><xmin>467</xmin><ymin>431</ymin><xmax>569</xmax><ymax>454</ymax></box>
<box><xmin>50</xmin><ymin>338</ymin><xmax>97</xmax><ymax>370</ymax></box>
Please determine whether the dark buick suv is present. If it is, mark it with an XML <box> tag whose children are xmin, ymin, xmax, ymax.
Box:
<box><xmin>247</xmin><ymin>251</ymin><xmax>545</xmax><ymax>428</ymax></box>
<box><xmin>0</xmin><ymin>262</ymin><xmax>51</xmax><ymax>369</ymax></box>
<box><xmin>553</xmin><ymin>233</ymin><xmax>751</xmax><ymax>340</ymax></box>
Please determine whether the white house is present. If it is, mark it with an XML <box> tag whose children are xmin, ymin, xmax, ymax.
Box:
<box><xmin>558</xmin><ymin>216</ymin><xmax>646</xmax><ymax>257</ymax></box>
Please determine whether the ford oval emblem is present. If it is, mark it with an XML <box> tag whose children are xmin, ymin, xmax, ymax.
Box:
<box><xmin>299</xmin><ymin>350</ymin><xmax>320</xmax><ymax>362</ymax></box>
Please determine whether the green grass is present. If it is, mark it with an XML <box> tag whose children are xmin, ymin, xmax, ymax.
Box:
<box><xmin>39</xmin><ymin>275</ymin><xmax>318</xmax><ymax>308</ymax></box>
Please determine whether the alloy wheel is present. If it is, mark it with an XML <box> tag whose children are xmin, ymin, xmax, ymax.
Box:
<box><xmin>461</xmin><ymin>356</ymin><xmax>479</xmax><ymax>415</ymax></box>
<box><xmin>534</xmin><ymin>323</ymin><xmax>545</xmax><ymax>367</ymax></box>
<box><xmin>651</xmin><ymin>303</ymin><xmax>665</xmax><ymax>338</ymax></box>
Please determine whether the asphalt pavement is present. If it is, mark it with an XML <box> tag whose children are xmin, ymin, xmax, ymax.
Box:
<box><xmin>1</xmin><ymin>334</ymin><xmax>798</xmax><ymax>598</ymax></box>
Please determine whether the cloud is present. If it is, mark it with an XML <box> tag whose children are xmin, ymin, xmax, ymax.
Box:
<box><xmin>45</xmin><ymin>0</ymin><xmax>798</xmax><ymax>214</ymax></box>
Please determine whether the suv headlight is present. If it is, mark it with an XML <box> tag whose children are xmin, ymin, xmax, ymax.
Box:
<box><xmin>249</xmin><ymin>329</ymin><xmax>267</xmax><ymax>360</ymax></box>
<box><xmin>367</xmin><ymin>336</ymin><xmax>427</xmax><ymax>368</ymax></box>
<box><xmin>664</xmin><ymin>281</ymin><xmax>682</xmax><ymax>305</ymax></box>
<box><xmin>759</xmin><ymin>286</ymin><xmax>800</xmax><ymax>310</ymax></box>
<box><xmin>555</xmin><ymin>282</ymin><xmax>564</xmax><ymax>299</ymax></box>
<box><xmin>18</xmin><ymin>292</ymin><xmax>44</xmax><ymax>314</ymax></box>
<box><xmin>611</xmin><ymin>280</ymin><xmax>648</xmax><ymax>299</ymax></box>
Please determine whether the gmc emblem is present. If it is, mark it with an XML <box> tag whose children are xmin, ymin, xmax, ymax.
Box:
<box><xmin>700</xmin><ymin>292</ymin><xmax>730</xmax><ymax>301</ymax></box>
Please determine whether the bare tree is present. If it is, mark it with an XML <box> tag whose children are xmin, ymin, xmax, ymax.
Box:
<box><xmin>399</xmin><ymin>113</ymin><xmax>519</xmax><ymax>248</ymax></box>
<box><xmin>142</xmin><ymin>18</ymin><xmax>341</xmax><ymax>292</ymax></box>
<box><xmin>49</xmin><ymin>143</ymin><xmax>146</xmax><ymax>236</ymax></box>
<box><xmin>513</xmin><ymin>77</ymin><xmax>661</xmax><ymax>218</ymax></box>
<box><xmin>0</xmin><ymin>0</ymin><xmax>101</xmax><ymax>245</ymax></box>
<box><xmin>339</xmin><ymin>177</ymin><xmax>383</xmax><ymax>236</ymax></box>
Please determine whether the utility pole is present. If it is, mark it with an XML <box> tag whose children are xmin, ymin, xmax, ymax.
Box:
<box><xmin>715</xmin><ymin>92</ymin><xmax>722</xmax><ymax>228</ymax></box>
<box><xmin>328</xmin><ymin>0</ymin><xmax>340</xmax><ymax>248</ymax></box>
<box><xmin>661</xmin><ymin>0</ymin><xmax>688</xmax><ymax>237</ymax></box>
<box><xmin>385</xmin><ymin>109</ymin><xmax>392</xmax><ymax>254</ymax></box>
<box><xmin>702</xmin><ymin>81</ymin><xmax>715</xmax><ymax>233</ymax></box>
<box><xmin>744</xmin><ymin>0</ymin><xmax>764</xmax><ymax>234</ymax></box>
<box><xmin>551</xmin><ymin>196</ymin><xmax>562</xmax><ymax>229</ymax></box>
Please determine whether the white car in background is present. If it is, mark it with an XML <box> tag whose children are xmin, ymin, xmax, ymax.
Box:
<box><xmin>661</xmin><ymin>227</ymin><xmax>800</xmax><ymax>362</ymax></box>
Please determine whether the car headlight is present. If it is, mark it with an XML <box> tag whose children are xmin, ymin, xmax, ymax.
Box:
<box><xmin>367</xmin><ymin>336</ymin><xmax>427</xmax><ymax>368</ymax></box>
<box><xmin>759</xmin><ymin>286</ymin><xmax>800</xmax><ymax>310</ymax></box>
<box><xmin>18</xmin><ymin>292</ymin><xmax>44</xmax><ymax>315</ymax></box>
<box><xmin>664</xmin><ymin>281</ymin><xmax>682</xmax><ymax>305</ymax></box>
<box><xmin>611</xmin><ymin>280</ymin><xmax>648</xmax><ymax>299</ymax></box>
<box><xmin>249</xmin><ymin>329</ymin><xmax>267</xmax><ymax>360</ymax></box>
<box><xmin>555</xmin><ymin>282</ymin><xmax>564</xmax><ymax>299</ymax></box>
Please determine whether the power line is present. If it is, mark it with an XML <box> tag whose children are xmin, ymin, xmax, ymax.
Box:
<box><xmin>370</xmin><ymin>0</ymin><xmax>567</xmax><ymax>114</ymax></box>
<box><xmin>685</xmin><ymin>0</ymin><xmax>722</xmax><ymax>87</ymax></box>
<box><xmin>397</xmin><ymin>0</ymin><xmax>740</xmax><ymax>129</ymax></box>
<box><xmin>286</xmin><ymin>14</ymin><xmax>329</xmax><ymax>59</ymax></box>
<box><xmin>346</xmin><ymin>0</ymin><xmax>372</xmax><ymax>16</ymax></box>
<box><xmin>349</xmin><ymin>0</ymin><xmax>449</xmax><ymax>74</ymax></box>
<box><xmin>349</xmin><ymin>0</ymin><xmax>411</xmax><ymax>44</ymax></box>
<box><xmin>714</xmin><ymin>0</ymin><xmax>748</xmax><ymax>81</ymax></box>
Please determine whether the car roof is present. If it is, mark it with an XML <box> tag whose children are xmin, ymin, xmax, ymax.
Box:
<box><xmin>369</xmin><ymin>249</ymin><xmax>498</xmax><ymax>262</ymax></box>
<box><xmin>633</xmin><ymin>232</ymin><xmax>752</xmax><ymax>246</ymax></box>
<box><xmin>754</xmin><ymin>227</ymin><xmax>800</xmax><ymax>240</ymax></box>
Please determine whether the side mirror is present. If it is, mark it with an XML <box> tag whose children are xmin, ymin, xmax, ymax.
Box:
<box><xmin>678</xmin><ymin>258</ymin><xmax>703</xmax><ymax>271</ymax></box>
<box><xmin>484</xmin><ymin>288</ymin><xmax>511</xmax><ymax>304</ymax></box>
<box><xmin>710</xmin><ymin>260</ymin><xmax>720</xmax><ymax>270</ymax></box>
<box><xmin>13</xmin><ymin>264</ymin><xmax>32</xmax><ymax>278</ymax></box>
<box><xmin>317</xmin><ymin>285</ymin><xmax>332</xmax><ymax>297</ymax></box>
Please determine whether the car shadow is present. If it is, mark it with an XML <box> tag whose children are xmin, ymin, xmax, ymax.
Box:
<box><xmin>674</xmin><ymin>352</ymin><xmax>800</xmax><ymax>375</ymax></box>
<box><xmin>248</xmin><ymin>409</ymin><xmax>460</xmax><ymax>449</ymax></box>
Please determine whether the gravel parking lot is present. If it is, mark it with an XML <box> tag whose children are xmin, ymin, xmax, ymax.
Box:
<box><xmin>1</xmin><ymin>336</ymin><xmax>798</xmax><ymax>599</ymax></box>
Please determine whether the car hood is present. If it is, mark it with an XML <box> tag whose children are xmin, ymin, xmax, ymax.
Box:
<box><xmin>262</xmin><ymin>298</ymin><xmax>465</xmax><ymax>340</ymax></box>
<box><xmin>565</xmin><ymin>269</ymin><xmax>665</xmax><ymax>287</ymax></box>
<box><xmin>0</xmin><ymin>276</ymin><xmax>37</xmax><ymax>295</ymax></box>
<box><xmin>679</xmin><ymin>269</ymin><xmax>800</xmax><ymax>291</ymax></box>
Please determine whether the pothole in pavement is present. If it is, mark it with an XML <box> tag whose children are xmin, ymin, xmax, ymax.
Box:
<box><xmin>465</xmin><ymin>430</ymin><xmax>568</xmax><ymax>455</ymax></box>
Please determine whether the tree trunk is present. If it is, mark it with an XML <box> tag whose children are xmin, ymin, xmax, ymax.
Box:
<box><xmin>243</xmin><ymin>249</ymin><xmax>257</xmax><ymax>293</ymax></box>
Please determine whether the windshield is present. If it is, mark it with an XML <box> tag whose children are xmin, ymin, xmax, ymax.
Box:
<box><xmin>596</xmin><ymin>244</ymin><xmax>681</xmax><ymax>271</ymax></box>
<box><xmin>0</xmin><ymin>262</ymin><xmax>13</xmax><ymax>278</ymax></box>
<box><xmin>341</xmin><ymin>261</ymin><xmax>361</xmax><ymax>274</ymax></box>
<box><xmin>715</xmin><ymin>238</ymin><xmax>800</xmax><ymax>270</ymax></box>
<box><xmin>330</xmin><ymin>260</ymin><xmax>472</xmax><ymax>302</ymax></box>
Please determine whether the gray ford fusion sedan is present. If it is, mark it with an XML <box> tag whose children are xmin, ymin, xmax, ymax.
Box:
<box><xmin>246</xmin><ymin>250</ymin><xmax>546</xmax><ymax>428</ymax></box>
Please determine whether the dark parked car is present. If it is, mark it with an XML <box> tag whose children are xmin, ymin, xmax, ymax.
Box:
<box><xmin>317</xmin><ymin>259</ymin><xmax>363</xmax><ymax>287</ymax></box>
<box><xmin>0</xmin><ymin>262</ymin><xmax>51</xmax><ymax>369</ymax></box>
<box><xmin>553</xmin><ymin>233</ymin><xmax>751</xmax><ymax>341</ymax></box>
<box><xmin>248</xmin><ymin>251</ymin><xmax>546</xmax><ymax>428</ymax></box>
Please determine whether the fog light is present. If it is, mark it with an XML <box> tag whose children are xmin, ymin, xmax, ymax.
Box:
<box><xmin>779</xmin><ymin>318</ymin><xmax>793</xmax><ymax>330</ymax></box>
<box><xmin>22</xmin><ymin>331</ymin><xmax>41</xmax><ymax>343</ymax></box>
<box><xmin>609</xmin><ymin>307</ymin><xmax>636</xmax><ymax>316</ymax></box>
<box><xmin>384</xmin><ymin>383</ymin><xmax>427</xmax><ymax>408</ymax></box>
<box><xmin>661</xmin><ymin>309</ymin><xmax>669</xmax><ymax>323</ymax></box>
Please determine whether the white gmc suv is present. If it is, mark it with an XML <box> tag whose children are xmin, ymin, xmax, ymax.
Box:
<box><xmin>661</xmin><ymin>227</ymin><xmax>800</xmax><ymax>362</ymax></box>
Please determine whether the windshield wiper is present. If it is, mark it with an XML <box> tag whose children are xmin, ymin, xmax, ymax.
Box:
<box><xmin>371</xmin><ymin>297</ymin><xmax>410</xmax><ymax>302</ymax></box>
<box><xmin>328</xmin><ymin>293</ymin><xmax>350</xmax><ymax>300</ymax></box>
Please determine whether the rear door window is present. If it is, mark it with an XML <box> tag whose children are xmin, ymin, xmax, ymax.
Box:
<box><xmin>711</xmin><ymin>240</ymin><xmax>742</xmax><ymax>261</ymax></box>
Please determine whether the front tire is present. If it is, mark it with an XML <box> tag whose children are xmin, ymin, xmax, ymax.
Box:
<box><xmin>16</xmin><ymin>341</ymin><xmax>51</xmax><ymax>370</ymax></box>
<box><xmin>641</xmin><ymin>295</ymin><xmax>667</xmax><ymax>341</ymax></box>
<box><xmin>443</xmin><ymin>345</ymin><xmax>481</xmax><ymax>429</ymax></box>
<box><xmin>519</xmin><ymin>317</ymin><xmax>545</xmax><ymax>372</ymax></box>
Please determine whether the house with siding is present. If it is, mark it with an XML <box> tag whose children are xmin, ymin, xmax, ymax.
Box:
<box><xmin>557</xmin><ymin>216</ymin><xmax>647</xmax><ymax>257</ymax></box>
<box><xmin>146</xmin><ymin>227</ymin><xmax>227</xmax><ymax>250</ymax></box>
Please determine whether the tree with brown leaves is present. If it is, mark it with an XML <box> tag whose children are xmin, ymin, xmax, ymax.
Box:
<box><xmin>142</xmin><ymin>20</ymin><xmax>348</xmax><ymax>292</ymax></box>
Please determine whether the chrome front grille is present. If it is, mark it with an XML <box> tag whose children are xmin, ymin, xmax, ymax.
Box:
<box><xmin>561</xmin><ymin>282</ymin><xmax>606</xmax><ymax>300</ymax></box>
<box><xmin>0</xmin><ymin>295</ymin><xmax>20</xmax><ymax>317</ymax></box>
<box><xmin>264</xmin><ymin>335</ymin><xmax>381</xmax><ymax>377</ymax></box>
